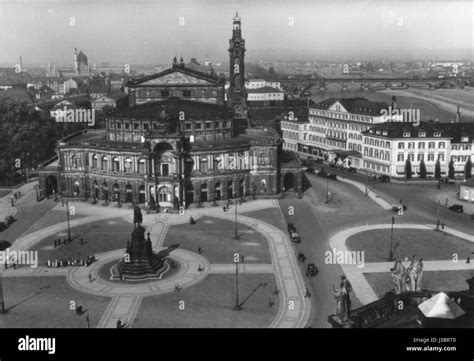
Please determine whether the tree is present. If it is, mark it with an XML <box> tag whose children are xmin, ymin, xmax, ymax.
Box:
<box><xmin>465</xmin><ymin>157</ymin><xmax>472</xmax><ymax>179</ymax></box>
<box><xmin>419</xmin><ymin>159</ymin><xmax>427</xmax><ymax>179</ymax></box>
<box><xmin>448</xmin><ymin>160</ymin><xmax>455</xmax><ymax>179</ymax></box>
<box><xmin>435</xmin><ymin>159</ymin><xmax>441</xmax><ymax>180</ymax></box>
<box><xmin>405</xmin><ymin>158</ymin><xmax>412</xmax><ymax>180</ymax></box>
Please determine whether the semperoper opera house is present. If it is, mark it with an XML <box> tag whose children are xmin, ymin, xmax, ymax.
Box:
<box><xmin>37</xmin><ymin>14</ymin><xmax>303</xmax><ymax>210</ymax></box>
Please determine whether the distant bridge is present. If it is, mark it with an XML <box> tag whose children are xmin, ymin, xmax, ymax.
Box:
<box><xmin>280</xmin><ymin>76</ymin><xmax>471</xmax><ymax>97</ymax></box>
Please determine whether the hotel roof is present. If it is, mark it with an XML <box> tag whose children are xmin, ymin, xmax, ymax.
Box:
<box><xmin>311</xmin><ymin>97</ymin><xmax>390</xmax><ymax>116</ymax></box>
<box><xmin>363</xmin><ymin>121</ymin><xmax>474</xmax><ymax>140</ymax></box>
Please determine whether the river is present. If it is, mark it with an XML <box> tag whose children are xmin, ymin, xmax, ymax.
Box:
<box><xmin>309</xmin><ymin>84</ymin><xmax>474</xmax><ymax>123</ymax></box>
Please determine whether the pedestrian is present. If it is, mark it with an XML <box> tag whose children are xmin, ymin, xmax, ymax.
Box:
<box><xmin>116</xmin><ymin>319</ymin><xmax>123</xmax><ymax>328</ymax></box>
<box><xmin>222</xmin><ymin>206</ymin><xmax>227</xmax><ymax>212</ymax></box>
<box><xmin>198</xmin><ymin>264</ymin><xmax>203</xmax><ymax>272</ymax></box>
<box><xmin>305</xmin><ymin>287</ymin><xmax>311</xmax><ymax>298</ymax></box>
<box><xmin>268</xmin><ymin>298</ymin><xmax>274</xmax><ymax>308</ymax></box>
<box><xmin>175</xmin><ymin>284</ymin><xmax>180</xmax><ymax>292</ymax></box>
<box><xmin>467</xmin><ymin>257</ymin><xmax>470</xmax><ymax>264</ymax></box>
<box><xmin>10</xmin><ymin>194</ymin><xmax>14</xmax><ymax>206</ymax></box>
<box><xmin>441</xmin><ymin>223</ymin><xmax>445</xmax><ymax>230</ymax></box>
<box><xmin>198</xmin><ymin>247</ymin><xmax>203</xmax><ymax>254</ymax></box>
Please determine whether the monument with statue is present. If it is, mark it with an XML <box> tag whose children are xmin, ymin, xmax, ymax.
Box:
<box><xmin>110</xmin><ymin>206</ymin><xmax>172</xmax><ymax>280</ymax></box>
<box><xmin>328</xmin><ymin>256</ymin><xmax>474</xmax><ymax>328</ymax></box>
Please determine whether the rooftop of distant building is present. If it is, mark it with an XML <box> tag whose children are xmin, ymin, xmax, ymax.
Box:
<box><xmin>311</xmin><ymin>97</ymin><xmax>390</xmax><ymax>116</ymax></box>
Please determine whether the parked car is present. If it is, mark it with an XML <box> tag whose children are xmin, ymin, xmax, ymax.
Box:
<box><xmin>287</xmin><ymin>222</ymin><xmax>296</xmax><ymax>234</ymax></box>
<box><xmin>317</xmin><ymin>169</ymin><xmax>327</xmax><ymax>178</ymax></box>
<box><xmin>290</xmin><ymin>231</ymin><xmax>301</xmax><ymax>243</ymax></box>
<box><xmin>346</xmin><ymin>167</ymin><xmax>357</xmax><ymax>173</ymax></box>
<box><xmin>4</xmin><ymin>216</ymin><xmax>15</xmax><ymax>225</ymax></box>
<box><xmin>327</xmin><ymin>174</ymin><xmax>338</xmax><ymax>181</ymax></box>
<box><xmin>297</xmin><ymin>253</ymin><xmax>306</xmax><ymax>262</ymax></box>
<box><xmin>0</xmin><ymin>222</ymin><xmax>8</xmax><ymax>232</ymax></box>
<box><xmin>448</xmin><ymin>204</ymin><xmax>464</xmax><ymax>213</ymax></box>
<box><xmin>379</xmin><ymin>175</ymin><xmax>391</xmax><ymax>183</ymax></box>
<box><xmin>305</xmin><ymin>167</ymin><xmax>315</xmax><ymax>174</ymax></box>
<box><xmin>306</xmin><ymin>263</ymin><xmax>319</xmax><ymax>277</ymax></box>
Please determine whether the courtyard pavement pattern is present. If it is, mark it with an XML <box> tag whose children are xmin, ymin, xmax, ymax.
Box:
<box><xmin>1</xmin><ymin>199</ymin><xmax>311</xmax><ymax>328</ymax></box>
<box><xmin>329</xmin><ymin>220</ymin><xmax>474</xmax><ymax>305</ymax></box>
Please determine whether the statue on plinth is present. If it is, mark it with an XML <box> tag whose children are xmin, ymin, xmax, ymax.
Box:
<box><xmin>406</xmin><ymin>256</ymin><xmax>423</xmax><ymax>292</ymax></box>
<box><xmin>390</xmin><ymin>259</ymin><xmax>406</xmax><ymax>294</ymax></box>
<box><xmin>133</xmin><ymin>206</ymin><xmax>143</xmax><ymax>228</ymax></box>
<box><xmin>333</xmin><ymin>278</ymin><xmax>351</xmax><ymax>323</ymax></box>
<box><xmin>390</xmin><ymin>256</ymin><xmax>423</xmax><ymax>293</ymax></box>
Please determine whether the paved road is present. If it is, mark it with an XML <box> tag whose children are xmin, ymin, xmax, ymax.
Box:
<box><xmin>279</xmin><ymin>171</ymin><xmax>399</xmax><ymax>328</ymax></box>
<box><xmin>307</xmin><ymin>165</ymin><xmax>474</xmax><ymax>232</ymax></box>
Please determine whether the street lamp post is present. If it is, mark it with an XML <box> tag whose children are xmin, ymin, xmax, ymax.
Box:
<box><xmin>34</xmin><ymin>184</ymin><xmax>39</xmax><ymax>202</ymax></box>
<box><xmin>234</xmin><ymin>192</ymin><xmax>239</xmax><ymax>239</ymax></box>
<box><xmin>389</xmin><ymin>216</ymin><xmax>395</xmax><ymax>261</ymax></box>
<box><xmin>64</xmin><ymin>200</ymin><xmax>72</xmax><ymax>243</ymax></box>
<box><xmin>365</xmin><ymin>172</ymin><xmax>368</xmax><ymax>195</ymax></box>
<box><xmin>233</xmin><ymin>256</ymin><xmax>241</xmax><ymax>311</ymax></box>
<box><xmin>326</xmin><ymin>176</ymin><xmax>329</xmax><ymax>204</ymax></box>
<box><xmin>0</xmin><ymin>272</ymin><xmax>7</xmax><ymax>314</ymax></box>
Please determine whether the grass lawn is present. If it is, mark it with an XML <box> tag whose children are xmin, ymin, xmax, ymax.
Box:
<box><xmin>25</xmin><ymin>210</ymin><xmax>87</xmax><ymax>235</ymax></box>
<box><xmin>242</xmin><ymin>207</ymin><xmax>286</xmax><ymax>233</ymax></box>
<box><xmin>0</xmin><ymin>276</ymin><xmax>109</xmax><ymax>328</ymax></box>
<box><xmin>365</xmin><ymin>270</ymin><xmax>474</xmax><ymax>298</ymax></box>
<box><xmin>30</xmin><ymin>217</ymin><xmax>132</xmax><ymax>265</ymax></box>
<box><xmin>163</xmin><ymin>216</ymin><xmax>271</xmax><ymax>264</ymax></box>
<box><xmin>347</xmin><ymin>229</ymin><xmax>474</xmax><ymax>262</ymax></box>
<box><xmin>133</xmin><ymin>274</ymin><xmax>279</xmax><ymax>328</ymax></box>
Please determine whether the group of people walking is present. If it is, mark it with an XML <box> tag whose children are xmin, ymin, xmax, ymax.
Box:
<box><xmin>46</xmin><ymin>255</ymin><xmax>96</xmax><ymax>268</ymax></box>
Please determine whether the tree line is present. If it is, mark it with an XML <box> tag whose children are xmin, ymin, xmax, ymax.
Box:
<box><xmin>0</xmin><ymin>98</ymin><xmax>87</xmax><ymax>186</ymax></box>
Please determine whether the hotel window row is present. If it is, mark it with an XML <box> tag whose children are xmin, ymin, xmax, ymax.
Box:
<box><xmin>397</xmin><ymin>141</ymin><xmax>444</xmax><ymax>149</ymax></box>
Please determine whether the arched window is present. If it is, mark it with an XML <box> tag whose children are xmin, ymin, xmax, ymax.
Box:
<box><xmin>92</xmin><ymin>155</ymin><xmax>98</xmax><ymax>169</ymax></box>
<box><xmin>138</xmin><ymin>159</ymin><xmax>146</xmax><ymax>174</ymax></box>
<box><xmin>101</xmin><ymin>156</ymin><xmax>108</xmax><ymax>170</ymax></box>
<box><xmin>200</xmin><ymin>157</ymin><xmax>209</xmax><ymax>172</ymax></box>
<box><xmin>112</xmin><ymin>157</ymin><xmax>120</xmax><ymax>172</ymax></box>
<box><xmin>158</xmin><ymin>186</ymin><xmax>170</xmax><ymax>202</ymax></box>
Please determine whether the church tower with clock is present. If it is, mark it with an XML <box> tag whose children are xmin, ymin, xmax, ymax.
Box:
<box><xmin>228</xmin><ymin>13</ymin><xmax>249</xmax><ymax>134</ymax></box>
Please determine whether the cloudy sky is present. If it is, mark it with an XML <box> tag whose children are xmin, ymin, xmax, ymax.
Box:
<box><xmin>0</xmin><ymin>0</ymin><xmax>472</xmax><ymax>66</ymax></box>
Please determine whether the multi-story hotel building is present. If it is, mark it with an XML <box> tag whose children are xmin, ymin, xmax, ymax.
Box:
<box><xmin>362</xmin><ymin>122</ymin><xmax>474</xmax><ymax>178</ymax></box>
<box><xmin>38</xmin><ymin>14</ymin><xmax>303</xmax><ymax>209</ymax></box>
<box><xmin>282</xmin><ymin>98</ymin><xmax>399</xmax><ymax>168</ymax></box>
<box><xmin>281</xmin><ymin>97</ymin><xmax>473</xmax><ymax>179</ymax></box>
